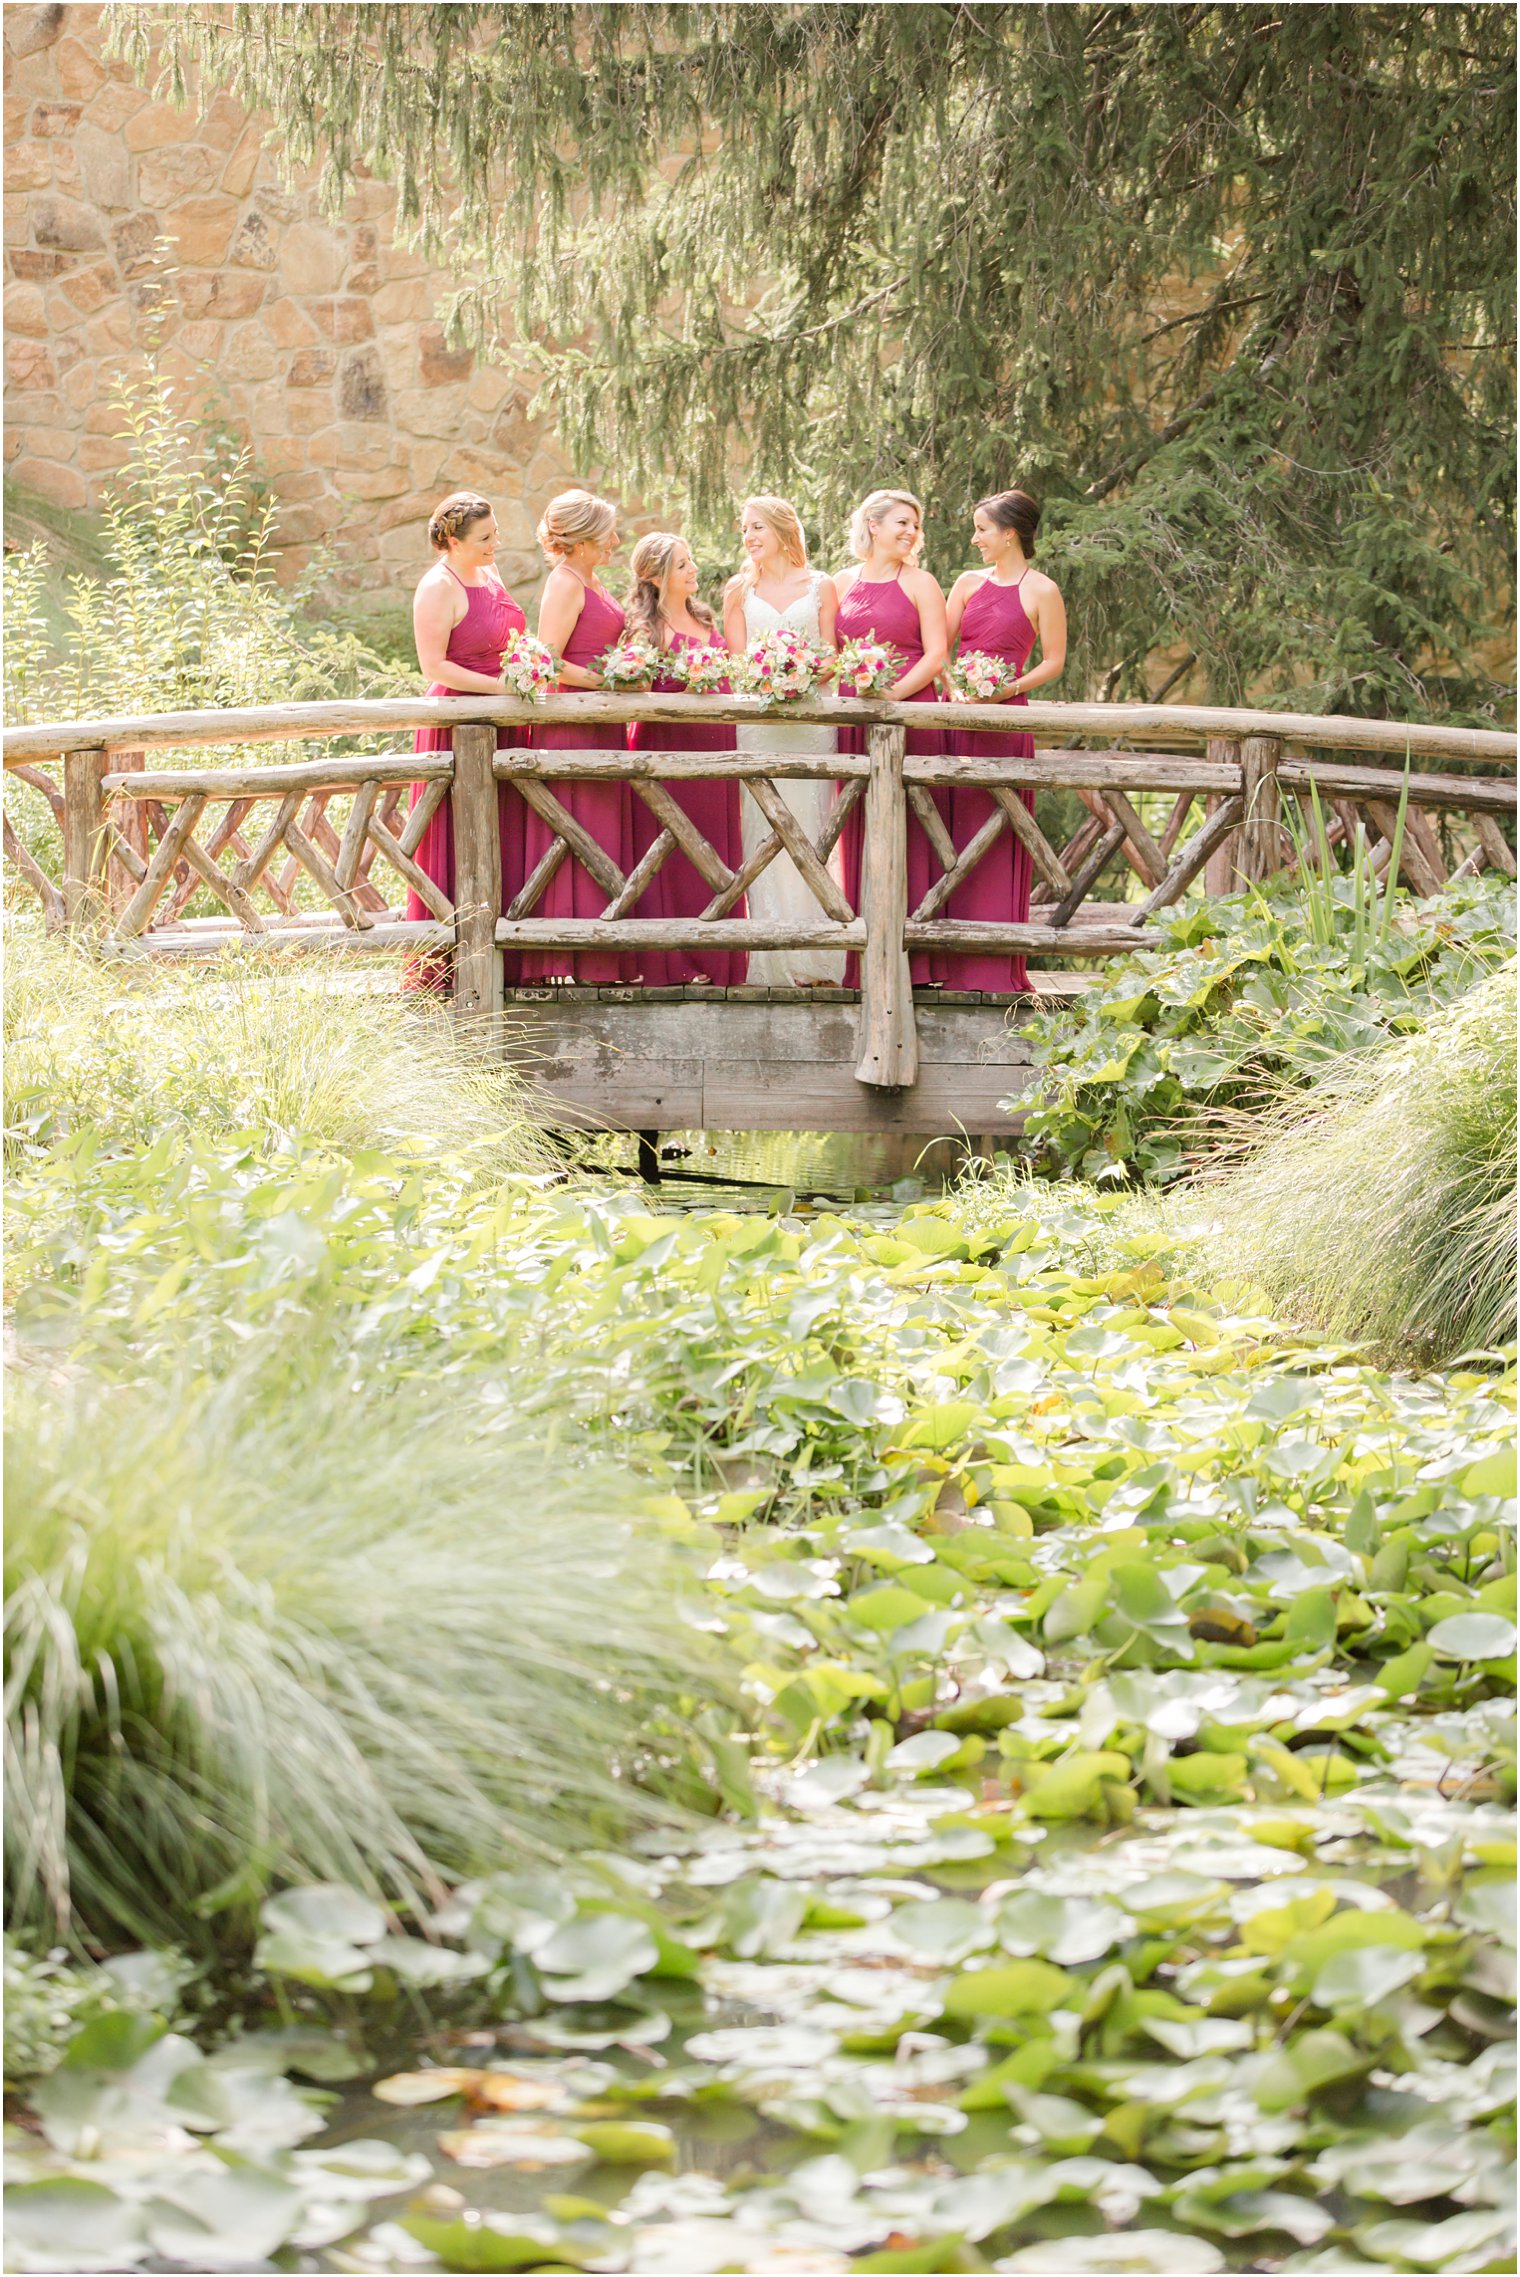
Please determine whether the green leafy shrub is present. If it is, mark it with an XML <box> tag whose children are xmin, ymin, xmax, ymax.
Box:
<box><xmin>5</xmin><ymin>1346</ymin><xmax>727</xmax><ymax>1950</ymax></box>
<box><xmin>4</xmin><ymin>926</ymin><xmax>551</xmax><ymax>1180</ymax></box>
<box><xmin>1012</xmin><ymin>874</ymin><xmax>1515</xmax><ymax>1182</ymax></box>
<box><xmin>2</xmin><ymin>370</ymin><xmax>408</xmax><ymax>891</ymax></box>
<box><xmin>1192</xmin><ymin>963</ymin><xmax>1517</xmax><ymax>1363</ymax></box>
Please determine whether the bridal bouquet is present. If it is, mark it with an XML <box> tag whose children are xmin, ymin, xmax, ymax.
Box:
<box><xmin>742</xmin><ymin>624</ymin><xmax>831</xmax><ymax>709</ymax></box>
<box><xmin>954</xmin><ymin>648</ymin><xmax>1021</xmax><ymax>701</ymax></box>
<box><xmin>669</xmin><ymin>642</ymin><xmax>733</xmax><ymax>695</ymax></box>
<box><xmin>834</xmin><ymin>636</ymin><xmax>904</xmax><ymax>697</ymax></box>
<box><xmin>596</xmin><ymin>636</ymin><xmax>660</xmax><ymax>690</ymax></box>
<box><xmin>498</xmin><ymin>629</ymin><xmax>558</xmax><ymax>702</ymax></box>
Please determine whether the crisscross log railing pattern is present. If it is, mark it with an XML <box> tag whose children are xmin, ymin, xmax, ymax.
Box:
<box><xmin>3</xmin><ymin>693</ymin><xmax>1514</xmax><ymax>1090</ymax></box>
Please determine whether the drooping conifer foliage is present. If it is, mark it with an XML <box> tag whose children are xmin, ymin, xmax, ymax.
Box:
<box><xmin>120</xmin><ymin>4</ymin><xmax>1515</xmax><ymax>715</ymax></box>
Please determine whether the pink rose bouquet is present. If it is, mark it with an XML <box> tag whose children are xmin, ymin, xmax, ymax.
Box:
<box><xmin>743</xmin><ymin>623</ymin><xmax>831</xmax><ymax>710</ymax></box>
<box><xmin>954</xmin><ymin>648</ymin><xmax>1020</xmax><ymax>701</ymax></box>
<box><xmin>498</xmin><ymin>628</ymin><xmax>558</xmax><ymax>702</ymax></box>
<box><xmin>835</xmin><ymin>636</ymin><xmax>904</xmax><ymax>697</ymax></box>
<box><xmin>596</xmin><ymin>636</ymin><xmax>660</xmax><ymax>690</ymax></box>
<box><xmin>669</xmin><ymin>642</ymin><xmax>733</xmax><ymax>695</ymax></box>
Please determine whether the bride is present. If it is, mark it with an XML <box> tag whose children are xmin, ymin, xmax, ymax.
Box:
<box><xmin>722</xmin><ymin>495</ymin><xmax>845</xmax><ymax>984</ymax></box>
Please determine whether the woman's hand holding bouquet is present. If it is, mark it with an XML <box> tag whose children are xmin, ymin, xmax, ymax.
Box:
<box><xmin>595</xmin><ymin>636</ymin><xmax>661</xmax><ymax>691</ymax></box>
<box><xmin>951</xmin><ymin>648</ymin><xmax>1022</xmax><ymax>703</ymax></box>
<box><xmin>498</xmin><ymin>629</ymin><xmax>558</xmax><ymax>702</ymax></box>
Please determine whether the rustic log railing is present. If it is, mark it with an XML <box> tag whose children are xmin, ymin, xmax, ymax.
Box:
<box><xmin>4</xmin><ymin>694</ymin><xmax>1514</xmax><ymax>1116</ymax></box>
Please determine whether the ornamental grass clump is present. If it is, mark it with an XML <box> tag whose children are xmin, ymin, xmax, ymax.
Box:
<box><xmin>4</xmin><ymin>925</ymin><xmax>552</xmax><ymax>1181</ymax></box>
<box><xmin>1193</xmin><ymin>963</ymin><xmax>1517</xmax><ymax>1364</ymax></box>
<box><xmin>5</xmin><ymin>1350</ymin><xmax>726</xmax><ymax>1951</ymax></box>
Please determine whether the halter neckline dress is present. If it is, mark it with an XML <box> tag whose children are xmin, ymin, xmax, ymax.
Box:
<box><xmin>522</xmin><ymin>578</ymin><xmax>638</xmax><ymax>985</ymax></box>
<box><xmin>944</xmin><ymin>571</ymin><xmax>1040</xmax><ymax>992</ymax></box>
<box><xmin>406</xmin><ymin>565</ymin><xmax>529</xmax><ymax>990</ymax></box>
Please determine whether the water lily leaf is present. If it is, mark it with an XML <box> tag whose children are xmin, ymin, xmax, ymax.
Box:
<box><xmin>996</xmin><ymin>1891</ymin><xmax>1127</xmax><ymax>1966</ymax></box>
<box><xmin>890</xmin><ymin>1898</ymin><xmax>997</xmax><ymax>1966</ymax></box>
<box><xmin>372</xmin><ymin>1935</ymin><xmax>491</xmax><ymax>1988</ymax></box>
<box><xmin>1170</xmin><ymin>2188</ymin><xmax>1333</xmax><ymax>2245</ymax></box>
<box><xmin>997</xmin><ymin>2235</ymin><xmax>1225</xmax><ymax>2272</ymax></box>
<box><xmin>941</xmin><ymin>1958</ymin><xmax>1069</xmax><ymax>2019</ymax></box>
<box><xmin>253</xmin><ymin>1929</ymin><xmax>375</xmax><ymax>1991</ymax></box>
<box><xmin>1425</xmin><ymin>1611</ymin><xmax>1518</xmax><ymax>1661</ymax></box>
<box><xmin>144</xmin><ymin>2168</ymin><xmax>304</xmax><ymax>2270</ymax></box>
<box><xmin>573</xmin><ymin>2120</ymin><xmax>677</xmax><ymax>2166</ymax></box>
<box><xmin>535</xmin><ymin>1915</ymin><xmax>660</xmax><ymax>2004</ymax></box>
<box><xmin>1311</xmin><ymin>1946</ymin><xmax>1425</xmax><ymax>2012</ymax></box>
<box><xmin>1461</xmin><ymin>1448</ymin><xmax>1517</xmax><ymax>1498</ymax></box>
<box><xmin>3</xmin><ymin>2181</ymin><xmax>144</xmax><ymax>2273</ymax></box>
<box><xmin>887</xmin><ymin>1731</ymin><xmax>963</xmax><ymax>1774</ymax></box>
<box><xmin>403</xmin><ymin>2213</ymin><xmax>599</xmax><ymax>2272</ymax></box>
<box><xmin>1255</xmin><ymin>2027</ymin><xmax>1369</xmax><ymax>2110</ymax></box>
<box><xmin>260</xmin><ymin>1883</ymin><xmax>388</xmax><ymax>1947</ymax></box>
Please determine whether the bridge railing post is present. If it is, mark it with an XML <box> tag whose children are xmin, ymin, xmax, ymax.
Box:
<box><xmin>61</xmin><ymin>744</ymin><xmax>109</xmax><ymax>935</ymax></box>
<box><xmin>1237</xmin><ymin>733</ymin><xmax>1283</xmax><ymax>883</ymax></box>
<box><xmin>450</xmin><ymin>722</ymin><xmax>503</xmax><ymax>1049</ymax></box>
<box><xmin>854</xmin><ymin>720</ymin><xmax>918</xmax><ymax>1089</ymax></box>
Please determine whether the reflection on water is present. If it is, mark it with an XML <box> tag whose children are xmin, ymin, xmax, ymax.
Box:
<box><xmin>586</xmin><ymin>1126</ymin><xmax>1021</xmax><ymax>1209</ymax></box>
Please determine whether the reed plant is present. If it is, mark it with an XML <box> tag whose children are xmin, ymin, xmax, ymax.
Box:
<box><xmin>4</xmin><ymin>925</ymin><xmax>552</xmax><ymax>1180</ymax></box>
<box><xmin>5</xmin><ymin>1340</ymin><xmax>725</xmax><ymax>1950</ymax></box>
<box><xmin>1189</xmin><ymin>963</ymin><xmax>1516</xmax><ymax>1364</ymax></box>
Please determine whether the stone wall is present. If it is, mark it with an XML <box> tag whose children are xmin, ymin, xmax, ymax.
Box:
<box><xmin>3</xmin><ymin>1</ymin><xmax>575</xmax><ymax>628</ymax></box>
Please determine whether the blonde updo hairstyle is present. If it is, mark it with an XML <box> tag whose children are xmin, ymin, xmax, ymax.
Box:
<box><xmin>734</xmin><ymin>494</ymin><xmax>809</xmax><ymax>588</ymax></box>
<box><xmin>428</xmin><ymin>490</ymin><xmax>493</xmax><ymax>552</ymax></box>
<box><xmin>625</xmin><ymin>530</ymin><xmax>717</xmax><ymax>651</ymax></box>
<box><xmin>537</xmin><ymin>487</ymin><xmax>618</xmax><ymax>563</ymax></box>
<box><xmin>849</xmin><ymin>487</ymin><xmax>925</xmax><ymax>566</ymax></box>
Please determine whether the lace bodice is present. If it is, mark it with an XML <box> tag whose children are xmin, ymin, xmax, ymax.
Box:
<box><xmin>743</xmin><ymin>572</ymin><xmax>827</xmax><ymax>645</ymax></box>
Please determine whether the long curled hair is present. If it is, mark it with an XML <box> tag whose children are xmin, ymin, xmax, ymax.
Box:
<box><xmin>848</xmin><ymin>487</ymin><xmax>925</xmax><ymax>567</ymax></box>
<box><xmin>733</xmin><ymin>494</ymin><xmax>809</xmax><ymax>589</ymax></box>
<box><xmin>624</xmin><ymin>531</ymin><xmax>717</xmax><ymax>651</ymax></box>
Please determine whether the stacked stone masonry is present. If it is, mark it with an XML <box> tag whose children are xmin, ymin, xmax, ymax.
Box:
<box><xmin>3</xmin><ymin>1</ymin><xmax>574</xmax><ymax>621</ymax></box>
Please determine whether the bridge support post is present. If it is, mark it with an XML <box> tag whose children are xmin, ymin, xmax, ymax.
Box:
<box><xmin>61</xmin><ymin>744</ymin><xmax>109</xmax><ymax>934</ymax></box>
<box><xmin>1237</xmin><ymin>734</ymin><xmax>1283</xmax><ymax>883</ymax></box>
<box><xmin>451</xmin><ymin>722</ymin><xmax>504</xmax><ymax>1050</ymax></box>
<box><xmin>854</xmin><ymin>722</ymin><xmax>918</xmax><ymax>1090</ymax></box>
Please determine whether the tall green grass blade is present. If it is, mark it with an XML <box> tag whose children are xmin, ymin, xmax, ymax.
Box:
<box><xmin>1379</xmin><ymin>746</ymin><xmax>1413</xmax><ymax>947</ymax></box>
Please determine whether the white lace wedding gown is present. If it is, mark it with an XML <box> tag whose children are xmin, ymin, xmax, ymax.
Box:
<box><xmin>738</xmin><ymin>575</ymin><xmax>845</xmax><ymax>984</ymax></box>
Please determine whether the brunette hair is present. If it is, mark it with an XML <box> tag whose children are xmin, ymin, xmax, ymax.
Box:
<box><xmin>848</xmin><ymin>487</ymin><xmax>925</xmax><ymax>566</ymax></box>
<box><xmin>428</xmin><ymin>490</ymin><xmax>492</xmax><ymax>552</ymax></box>
<box><xmin>625</xmin><ymin>530</ymin><xmax>716</xmax><ymax>650</ymax></box>
<box><xmin>975</xmin><ymin>488</ymin><xmax>1040</xmax><ymax>558</ymax></box>
<box><xmin>537</xmin><ymin>487</ymin><xmax>618</xmax><ymax>562</ymax></box>
<box><xmin>734</xmin><ymin>494</ymin><xmax>809</xmax><ymax>588</ymax></box>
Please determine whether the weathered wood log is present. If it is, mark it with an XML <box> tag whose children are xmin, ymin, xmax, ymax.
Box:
<box><xmin>115</xmin><ymin>793</ymin><xmax>207</xmax><ymax>938</ymax></box>
<box><xmin>1474</xmin><ymin>813</ymin><xmax>1518</xmax><ymax>878</ymax></box>
<box><xmin>855</xmin><ymin>722</ymin><xmax>918</xmax><ymax>1090</ymax></box>
<box><xmin>495</xmin><ymin>918</ymin><xmax>866</xmax><ymax>951</ymax></box>
<box><xmin>101</xmin><ymin>756</ymin><xmax>448</xmax><ymax>799</ymax></box>
<box><xmin>606</xmin><ymin>829</ymin><xmax>676</xmax><ymax>920</ymax></box>
<box><xmin>1362</xmin><ymin>797</ymin><xmax>1446</xmax><ymax>898</ymax></box>
<box><xmin>1053</xmin><ymin>821</ymin><xmax>1127</xmax><ymax>926</ymax></box>
<box><xmin>105</xmin><ymin>751</ymin><xmax>147</xmax><ymax>912</ymax></box>
<box><xmin>497</xmin><ymin>746</ymin><xmax>869</xmax><ymax>782</ymax></box>
<box><xmin>1236</xmin><ymin>734</ymin><xmax>1282</xmax><ymax>883</ymax></box>
<box><xmin>1100</xmin><ymin>786</ymin><xmax>1170</xmax><ymax>888</ymax></box>
<box><xmin>907</xmin><ymin>783</ymin><xmax>959</xmax><ymax>873</ymax></box>
<box><xmin>1139</xmin><ymin>793</ymin><xmax>1247</xmax><ymax>918</ymax></box>
<box><xmin>62</xmin><ymin>746</ymin><xmax>110</xmax><ymax>932</ymax></box>
<box><xmin>1275</xmin><ymin>756</ymin><xmax>1517</xmax><ymax>815</ymax></box>
<box><xmin>169</xmin><ymin>828</ymin><xmax>269</xmax><ymax>932</ymax></box>
<box><xmin>2</xmin><ymin>809</ymin><xmax>66</xmax><ymax>928</ymax></box>
<box><xmin>9</xmin><ymin>761</ymin><xmax>66</xmax><ymax>820</ymax></box>
<box><xmin>513</xmin><ymin>777</ymin><xmax>627</xmax><ymax>900</ymax></box>
<box><xmin>506</xmin><ymin>835</ymin><xmax>569</xmax><ymax>922</ymax></box>
<box><xmin>905</xmin><ymin>750</ymin><xmax>1242</xmax><ymax>795</ymax></box>
<box><xmin>1203</xmin><ymin>740</ymin><xmax>1241</xmax><ymax>895</ymax></box>
<box><xmin>632</xmin><ymin>778</ymin><xmax>737</xmax><ymax>898</ymax></box>
<box><xmin>451</xmin><ymin>722</ymin><xmax>504</xmax><ymax>1033</ymax></box>
<box><xmin>334</xmin><ymin>778</ymin><xmax>380</xmax><ymax>892</ymax></box>
<box><xmin>397</xmin><ymin>775</ymin><xmax>449</xmax><ymax>859</ymax></box>
<box><xmin>904</xmin><ymin>921</ymin><xmax>1148</xmax><ymax>955</ymax></box>
<box><xmin>284</xmin><ymin>814</ymin><xmax>372</xmax><ymax>930</ymax></box>
<box><xmin>911</xmin><ymin>803</ymin><xmax>1007</xmax><ymax>922</ymax></box>
<box><xmin>103</xmin><ymin>920</ymin><xmax>455</xmax><ymax>960</ymax></box>
<box><xmin>1158</xmin><ymin>789</ymin><xmax>1197</xmax><ymax>858</ymax></box>
<box><xmin>991</xmin><ymin>787</ymin><xmax>1073</xmax><ymax>897</ymax></box>
<box><xmin>10</xmin><ymin>693</ymin><xmax>1512</xmax><ymax>764</ymax></box>
<box><xmin>745</xmin><ymin>774</ymin><xmax>855</xmax><ymax>924</ymax></box>
<box><xmin>229</xmin><ymin>789</ymin><xmax>304</xmax><ymax>900</ymax></box>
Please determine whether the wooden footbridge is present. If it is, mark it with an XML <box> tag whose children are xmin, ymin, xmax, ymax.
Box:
<box><xmin>4</xmin><ymin>691</ymin><xmax>1515</xmax><ymax>1146</ymax></box>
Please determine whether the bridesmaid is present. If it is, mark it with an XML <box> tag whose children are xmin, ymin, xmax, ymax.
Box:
<box><xmin>625</xmin><ymin>531</ymin><xmax>744</xmax><ymax>985</ymax></box>
<box><xmin>406</xmin><ymin>489</ymin><xmax>530</xmax><ymax>990</ymax></box>
<box><xmin>523</xmin><ymin>488</ymin><xmax>636</xmax><ymax>985</ymax></box>
<box><xmin>944</xmin><ymin>489</ymin><xmax>1067</xmax><ymax>992</ymax></box>
<box><xmin>833</xmin><ymin>489</ymin><xmax>948</xmax><ymax>985</ymax></box>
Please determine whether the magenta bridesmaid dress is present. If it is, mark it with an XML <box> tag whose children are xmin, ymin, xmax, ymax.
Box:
<box><xmin>835</xmin><ymin>569</ymin><xmax>945</xmax><ymax>986</ymax></box>
<box><xmin>521</xmin><ymin>580</ymin><xmax>637</xmax><ymax>985</ymax></box>
<box><xmin>943</xmin><ymin>573</ymin><xmax>1039</xmax><ymax>992</ymax></box>
<box><xmin>406</xmin><ymin>566</ymin><xmax>529</xmax><ymax>990</ymax></box>
<box><xmin>629</xmin><ymin>629</ymin><xmax>744</xmax><ymax>986</ymax></box>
